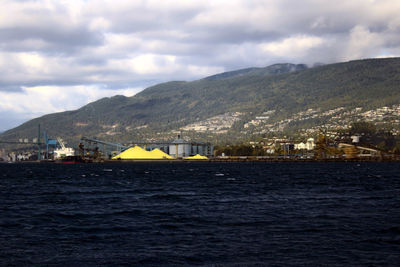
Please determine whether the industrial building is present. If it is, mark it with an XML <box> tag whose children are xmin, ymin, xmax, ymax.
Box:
<box><xmin>168</xmin><ymin>137</ymin><xmax>213</xmax><ymax>158</ymax></box>
<box><xmin>80</xmin><ymin>135</ymin><xmax>213</xmax><ymax>160</ymax></box>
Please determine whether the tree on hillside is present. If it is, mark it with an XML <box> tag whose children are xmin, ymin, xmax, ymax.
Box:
<box><xmin>350</xmin><ymin>121</ymin><xmax>376</xmax><ymax>135</ymax></box>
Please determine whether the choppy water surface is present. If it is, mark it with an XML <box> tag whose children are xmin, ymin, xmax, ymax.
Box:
<box><xmin>1</xmin><ymin>162</ymin><xmax>400</xmax><ymax>265</ymax></box>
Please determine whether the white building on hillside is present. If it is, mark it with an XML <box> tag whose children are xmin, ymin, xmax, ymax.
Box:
<box><xmin>295</xmin><ymin>138</ymin><xmax>315</xmax><ymax>151</ymax></box>
<box><xmin>306</xmin><ymin>138</ymin><xmax>315</xmax><ymax>150</ymax></box>
<box><xmin>295</xmin><ymin>142</ymin><xmax>307</xmax><ymax>150</ymax></box>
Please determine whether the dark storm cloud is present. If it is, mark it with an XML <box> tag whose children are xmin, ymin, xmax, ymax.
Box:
<box><xmin>0</xmin><ymin>0</ymin><xmax>399</xmax><ymax>93</ymax></box>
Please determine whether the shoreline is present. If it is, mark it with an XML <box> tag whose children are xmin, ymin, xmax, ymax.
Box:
<box><xmin>2</xmin><ymin>157</ymin><xmax>400</xmax><ymax>163</ymax></box>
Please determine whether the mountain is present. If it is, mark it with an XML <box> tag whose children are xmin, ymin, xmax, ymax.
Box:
<box><xmin>203</xmin><ymin>63</ymin><xmax>307</xmax><ymax>80</ymax></box>
<box><xmin>1</xmin><ymin>58</ymin><xmax>400</xmax><ymax>145</ymax></box>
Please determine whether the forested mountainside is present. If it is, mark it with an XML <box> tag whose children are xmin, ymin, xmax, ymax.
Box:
<box><xmin>1</xmin><ymin>58</ymin><xmax>400</xmax><ymax>145</ymax></box>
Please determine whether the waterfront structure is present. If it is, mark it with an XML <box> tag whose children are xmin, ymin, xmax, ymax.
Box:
<box><xmin>79</xmin><ymin>135</ymin><xmax>213</xmax><ymax>159</ymax></box>
<box><xmin>112</xmin><ymin>146</ymin><xmax>173</xmax><ymax>160</ymax></box>
<box><xmin>168</xmin><ymin>137</ymin><xmax>213</xmax><ymax>158</ymax></box>
<box><xmin>338</xmin><ymin>143</ymin><xmax>382</xmax><ymax>160</ymax></box>
<box><xmin>169</xmin><ymin>138</ymin><xmax>191</xmax><ymax>158</ymax></box>
<box><xmin>53</xmin><ymin>138</ymin><xmax>75</xmax><ymax>159</ymax></box>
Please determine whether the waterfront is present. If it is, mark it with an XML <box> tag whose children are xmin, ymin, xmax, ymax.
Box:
<box><xmin>1</xmin><ymin>162</ymin><xmax>400</xmax><ymax>265</ymax></box>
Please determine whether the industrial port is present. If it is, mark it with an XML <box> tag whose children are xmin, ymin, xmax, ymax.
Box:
<box><xmin>0</xmin><ymin>125</ymin><xmax>213</xmax><ymax>162</ymax></box>
<box><xmin>1</xmin><ymin>124</ymin><xmax>400</xmax><ymax>163</ymax></box>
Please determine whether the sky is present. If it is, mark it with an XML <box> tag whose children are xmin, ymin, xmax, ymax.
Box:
<box><xmin>1</xmin><ymin>0</ymin><xmax>400</xmax><ymax>132</ymax></box>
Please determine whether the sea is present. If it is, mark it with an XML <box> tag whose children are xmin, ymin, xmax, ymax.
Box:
<box><xmin>1</xmin><ymin>161</ymin><xmax>400</xmax><ymax>266</ymax></box>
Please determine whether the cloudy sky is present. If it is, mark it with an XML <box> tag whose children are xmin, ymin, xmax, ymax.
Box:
<box><xmin>1</xmin><ymin>0</ymin><xmax>400</xmax><ymax>131</ymax></box>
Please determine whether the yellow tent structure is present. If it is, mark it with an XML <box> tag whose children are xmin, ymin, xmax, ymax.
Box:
<box><xmin>185</xmin><ymin>154</ymin><xmax>208</xmax><ymax>160</ymax></box>
<box><xmin>112</xmin><ymin>146</ymin><xmax>174</xmax><ymax>160</ymax></box>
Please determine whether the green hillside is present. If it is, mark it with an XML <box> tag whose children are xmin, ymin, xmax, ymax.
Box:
<box><xmin>1</xmin><ymin>58</ymin><xmax>400</xmax><ymax>145</ymax></box>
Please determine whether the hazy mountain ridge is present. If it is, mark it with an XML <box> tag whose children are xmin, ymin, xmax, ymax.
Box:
<box><xmin>202</xmin><ymin>63</ymin><xmax>308</xmax><ymax>81</ymax></box>
<box><xmin>1</xmin><ymin>58</ymin><xmax>400</xmax><ymax>144</ymax></box>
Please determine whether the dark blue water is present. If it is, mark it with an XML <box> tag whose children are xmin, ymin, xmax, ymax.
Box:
<box><xmin>1</xmin><ymin>162</ymin><xmax>400</xmax><ymax>265</ymax></box>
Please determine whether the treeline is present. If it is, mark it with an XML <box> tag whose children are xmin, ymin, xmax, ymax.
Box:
<box><xmin>214</xmin><ymin>144</ymin><xmax>267</xmax><ymax>156</ymax></box>
<box><xmin>349</xmin><ymin>121</ymin><xmax>400</xmax><ymax>153</ymax></box>
<box><xmin>214</xmin><ymin>121</ymin><xmax>400</xmax><ymax>156</ymax></box>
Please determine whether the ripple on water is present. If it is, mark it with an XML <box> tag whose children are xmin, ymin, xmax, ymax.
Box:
<box><xmin>0</xmin><ymin>162</ymin><xmax>400</xmax><ymax>265</ymax></box>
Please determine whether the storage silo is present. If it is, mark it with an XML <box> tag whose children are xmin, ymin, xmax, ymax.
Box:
<box><xmin>169</xmin><ymin>138</ymin><xmax>191</xmax><ymax>158</ymax></box>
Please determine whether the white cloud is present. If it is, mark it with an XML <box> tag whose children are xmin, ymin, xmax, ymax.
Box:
<box><xmin>127</xmin><ymin>54</ymin><xmax>177</xmax><ymax>75</ymax></box>
<box><xmin>0</xmin><ymin>85</ymin><xmax>141</xmax><ymax>116</ymax></box>
<box><xmin>344</xmin><ymin>25</ymin><xmax>384</xmax><ymax>60</ymax></box>
<box><xmin>1</xmin><ymin>0</ymin><xmax>400</xmax><ymax>130</ymax></box>
<box><xmin>260</xmin><ymin>35</ymin><xmax>325</xmax><ymax>58</ymax></box>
